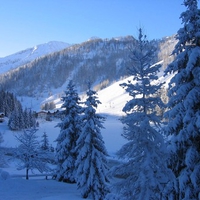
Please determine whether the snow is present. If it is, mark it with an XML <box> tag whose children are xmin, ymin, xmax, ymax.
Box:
<box><xmin>0</xmin><ymin>178</ymin><xmax>83</xmax><ymax>200</ymax></box>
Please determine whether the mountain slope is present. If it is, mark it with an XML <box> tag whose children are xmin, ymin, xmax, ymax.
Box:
<box><xmin>19</xmin><ymin>60</ymin><xmax>173</xmax><ymax>117</ymax></box>
<box><xmin>0</xmin><ymin>35</ymin><xmax>176</xmax><ymax>98</ymax></box>
<box><xmin>0</xmin><ymin>36</ymin><xmax>157</xmax><ymax>96</ymax></box>
<box><xmin>0</xmin><ymin>41</ymin><xmax>70</xmax><ymax>74</ymax></box>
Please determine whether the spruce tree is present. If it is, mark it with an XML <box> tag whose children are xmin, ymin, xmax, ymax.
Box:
<box><xmin>0</xmin><ymin>131</ymin><xmax>6</xmax><ymax>167</ymax></box>
<box><xmin>23</xmin><ymin>108</ymin><xmax>30</xmax><ymax>129</ymax></box>
<box><xmin>55</xmin><ymin>80</ymin><xmax>82</xmax><ymax>183</ymax></box>
<box><xmin>18</xmin><ymin>106</ymin><xmax>25</xmax><ymax>130</ymax></box>
<box><xmin>75</xmin><ymin>83</ymin><xmax>109</xmax><ymax>200</ymax></box>
<box><xmin>112</xmin><ymin>28</ymin><xmax>172</xmax><ymax>200</ymax></box>
<box><xmin>8</xmin><ymin>109</ymin><xmax>21</xmax><ymax>130</ymax></box>
<box><xmin>41</xmin><ymin>132</ymin><xmax>50</xmax><ymax>151</ymax></box>
<box><xmin>0</xmin><ymin>132</ymin><xmax>3</xmax><ymax>145</ymax></box>
<box><xmin>164</xmin><ymin>1</ymin><xmax>200</xmax><ymax>199</ymax></box>
<box><xmin>28</xmin><ymin>109</ymin><xmax>36</xmax><ymax>128</ymax></box>
<box><xmin>0</xmin><ymin>90</ymin><xmax>21</xmax><ymax>117</ymax></box>
<box><xmin>8</xmin><ymin>108</ymin><xmax>36</xmax><ymax>131</ymax></box>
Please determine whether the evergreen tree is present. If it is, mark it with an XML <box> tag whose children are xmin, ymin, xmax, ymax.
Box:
<box><xmin>23</xmin><ymin>108</ymin><xmax>30</xmax><ymax>129</ymax></box>
<box><xmin>0</xmin><ymin>90</ymin><xmax>23</xmax><ymax>118</ymax></box>
<box><xmin>0</xmin><ymin>131</ymin><xmax>6</xmax><ymax>167</ymax></box>
<box><xmin>8</xmin><ymin>100</ymin><xmax>24</xmax><ymax>131</ymax></box>
<box><xmin>15</xmin><ymin>128</ymin><xmax>51</xmax><ymax>180</ymax></box>
<box><xmin>55</xmin><ymin>80</ymin><xmax>82</xmax><ymax>183</ymax></box>
<box><xmin>8</xmin><ymin>108</ymin><xmax>36</xmax><ymax>131</ymax></box>
<box><xmin>75</xmin><ymin>83</ymin><xmax>110</xmax><ymax>200</ymax></box>
<box><xmin>112</xmin><ymin>28</ymin><xmax>172</xmax><ymax>200</ymax></box>
<box><xmin>28</xmin><ymin>109</ymin><xmax>36</xmax><ymax>128</ymax></box>
<box><xmin>0</xmin><ymin>132</ymin><xmax>3</xmax><ymax>145</ymax></box>
<box><xmin>8</xmin><ymin>109</ymin><xmax>21</xmax><ymax>130</ymax></box>
<box><xmin>40</xmin><ymin>131</ymin><xmax>55</xmax><ymax>164</ymax></box>
<box><xmin>18</xmin><ymin>106</ymin><xmax>25</xmax><ymax>130</ymax></box>
<box><xmin>164</xmin><ymin>1</ymin><xmax>200</xmax><ymax>199</ymax></box>
<box><xmin>41</xmin><ymin>131</ymin><xmax>50</xmax><ymax>151</ymax></box>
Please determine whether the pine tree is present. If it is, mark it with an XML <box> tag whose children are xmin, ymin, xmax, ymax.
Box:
<box><xmin>18</xmin><ymin>106</ymin><xmax>25</xmax><ymax>130</ymax></box>
<box><xmin>8</xmin><ymin>107</ymin><xmax>36</xmax><ymax>131</ymax></box>
<box><xmin>164</xmin><ymin>1</ymin><xmax>200</xmax><ymax>199</ymax></box>
<box><xmin>8</xmin><ymin>99</ymin><xmax>24</xmax><ymax>131</ymax></box>
<box><xmin>23</xmin><ymin>108</ymin><xmax>30</xmax><ymax>129</ymax></box>
<box><xmin>8</xmin><ymin>109</ymin><xmax>21</xmax><ymax>130</ymax></box>
<box><xmin>0</xmin><ymin>132</ymin><xmax>3</xmax><ymax>145</ymax></box>
<box><xmin>41</xmin><ymin>131</ymin><xmax>50</xmax><ymax>151</ymax></box>
<box><xmin>0</xmin><ymin>131</ymin><xmax>6</xmax><ymax>167</ymax></box>
<box><xmin>28</xmin><ymin>109</ymin><xmax>36</xmax><ymax>128</ymax></box>
<box><xmin>15</xmin><ymin>128</ymin><xmax>51</xmax><ymax>180</ymax></box>
<box><xmin>75</xmin><ymin>83</ymin><xmax>109</xmax><ymax>200</ymax></box>
<box><xmin>55</xmin><ymin>80</ymin><xmax>82</xmax><ymax>183</ymax></box>
<box><xmin>112</xmin><ymin>28</ymin><xmax>172</xmax><ymax>200</ymax></box>
<box><xmin>0</xmin><ymin>90</ymin><xmax>21</xmax><ymax>117</ymax></box>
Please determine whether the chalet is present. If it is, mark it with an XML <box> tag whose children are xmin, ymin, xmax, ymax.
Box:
<box><xmin>37</xmin><ymin>110</ymin><xmax>60</xmax><ymax>121</ymax></box>
<box><xmin>37</xmin><ymin>111</ymin><xmax>48</xmax><ymax>119</ymax></box>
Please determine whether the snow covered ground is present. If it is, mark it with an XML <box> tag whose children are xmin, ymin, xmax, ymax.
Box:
<box><xmin>0</xmin><ymin>178</ymin><xmax>83</xmax><ymax>200</ymax></box>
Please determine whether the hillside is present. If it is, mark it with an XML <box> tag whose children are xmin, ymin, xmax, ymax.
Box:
<box><xmin>0</xmin><ymin>41</ymin><xmax>70</xmax><ymax>74</ymax></box>
<box><xmin>0</xmin><ymin>35</ymin><xmax>177</xmax><ymax>98</ymax></box>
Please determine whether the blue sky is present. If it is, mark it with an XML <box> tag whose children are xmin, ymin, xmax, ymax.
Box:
<box><xmin>0</xmin><ymin>0</ymin><xmax>185</xmax><ymax>57</ymax></box>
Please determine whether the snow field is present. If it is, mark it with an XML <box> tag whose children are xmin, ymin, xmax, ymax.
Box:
<box><xmin>0</xmin><ymin>114</ymin><xmax>125</xmax><ymax>200</ymax></box>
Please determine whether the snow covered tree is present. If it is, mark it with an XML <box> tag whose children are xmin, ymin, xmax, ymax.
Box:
<box><xmin>40</xmin><ymin>132</ymin><xmax>55</xmax><ymax>164</ymax></box>
<box><xmin>8</xmin><ymin>109</ymin><xmax>22</xmax><ymax>130</ymax></box>
<box><xmin>8</xmin><ymin>99</ymin><xmax>24</xmax><ymax>131</ymax></box>
<box><xmin>55</xmin><ymin>80</ymin><xmax>83</xmax><ymax>183</ymax></box>
<box><xmin>8</xmin><ymin>108</ymin><xmax>36</xmax><ymax>131</ymax></box>
<box><xmin>15</xmin><ymin>128</ymin><xmax>51</xmax><ymax>180</ymax></box>
<box><xmin>0</xmin><ymin>132</ymin><xmax>6</xmax><ymax>167</ymax></box>
<box><xmin>0</xmin><ymin>132</ymin><xmax>3</xmax><ymax>145</ymax></box>
<box><xmin>23</xmin><ymin>108</ymin><xmax>36</xmax><ymax>129</ymax></box>
<box><xmin>28</xmin><ymin>109</ymin><xmax>36</xmax><ymax>128</ymax></box>
<box><xmin>18</xmin><ymin>107</ymin><xmax>25</xmax><ymax>130</ymax></box>
<box><xmin>164</xmin><ymin>1</ymin><xmax>200</xmax><ymax>199</ymax></box>
<box><xmin>0</xmin><ymin>90</ymin><xmax>22</xmax><ymax>117</ymax></box>
<box><xmin>112</xmin><ymin>28</ymin><xmax>172</xmax><ymax>200</ymax></box>
<box><xmin>75</xmin><ymin>83</ymin><xmax>110</xmax><ymax>200</ymax></box>
<box><xmin>41</xmin><ymin>131</ymin><xmax>50</xmax><ymax>151</ymax></box>
<box><xmin>23</xmin><ymin>108</ymin><xmax>30</xmax><ymax>128</ymax></box>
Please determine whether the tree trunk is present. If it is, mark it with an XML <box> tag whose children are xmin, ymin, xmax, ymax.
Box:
<box><xmin>26</xmin><ymin>168</ymin><xmax>29</xmax><ymax>180</ymax></box>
